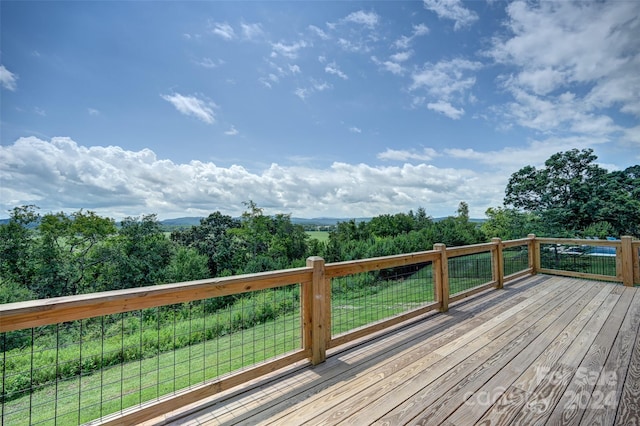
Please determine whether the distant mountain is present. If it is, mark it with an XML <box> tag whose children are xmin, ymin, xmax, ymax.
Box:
<box><xmin>291</xmin><ymin>217</ymin><xmax>371</xmax><ymax>226</ymax></box>
<box><xmin>160</xmin><ymin>217</ymin><xmax>203</xmax><ymax>227</ymax></box>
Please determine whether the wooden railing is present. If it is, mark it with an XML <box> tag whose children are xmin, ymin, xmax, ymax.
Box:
<box><xmin>0</xmin><ymin>235</ymin><xmax>637</xmax><ymax>425</ymax></box>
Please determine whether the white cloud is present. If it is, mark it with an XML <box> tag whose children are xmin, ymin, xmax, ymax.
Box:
<box><xmin>337</xmin><ymin>38</ymin><xmax>365</xmax><ymax>53</ymax></box>
<box><xmin>289</xmin><ymin>64</ymin><xmax>301</xmax><ymax>74</ymax></box>
<box><xmin>1</xmin><ymin>137</ymin><xmax>503</xmax><ymax>219</ymax></box>
<box><xmin>377</xmin><ymin>148</ymin><xmax>438</xmax><ymax>162</ymax></box>
<box><xmin>410</xmin><ymin>59</ymin><xmax>481</xmax><ymax>111</ymax></box>
<box><xmin>241</xmin><ymin>22</ymin><xmax>263</xmax><ymax>40</ymax></box>
<box><xmin>427</xmin><ymin>101</ymin><xmax>464</xmax><ymax>119</ymax></box>
<box><xmin>294</xmin><ymin>88</ymin><xmax>309</xmax><ymax>100</ymax></box>
<box><xmin>390</xmin><ymin>51</ymin><xmax>412</xmax><ymax>63</ymax></box>
<box><xmin>343</xmin><ymin>10</ymin><xmax>379</xmax><ymax>28</ymax></box>
<box><xmin>308</xmin><ymin>25</ymin><xmax>329</xmax><ymax>40</ymax></box>
<box><xmin>0</xmin><ymin>65</ymin><xmax>18</xmax><ymax>91</ymax></box>
<box><xmin>423</xmin><ymin>0</ymin><xmax>478</xmax><ymax>30</ymax></box>
<box><xmin>161</xmin><ymin>93</ymin><xmax>217</xmax><ymax>124</ymax></box>
<box><xmin>371</xmin><ymin>56</ymin><xmax>405</xmax><ymax>76</ymax></box>
<box><xmin>413</xmin><ymin>23</ymin><xmax>429</xmax><ymax>36</ymax></box>
<box><xmin>271</xmin><ymin>40</ymin><xmax>308</xmax><ymax>59</ymax></box>
<box><xmin>444</xmin><ymin>136</ymin><xmax>610</xmax><ymax>171</ymax></box>
<box><xmin>325</xmin><ymin>62</ymin><xmax>348</xmax><ymax>80</ymax></box>
<box><xmin>393</xmin><ymin>24</ymin><xmax>429</xmax><ymax>49</ymax></box>
<box><xmin>196</xmin><ymin>58</ymin><xmax>224</xmax><ymax>69</ymax></box>
<box><xmin>296</xmin><ymin>79</ymin><xmax>332</xmax><ymax>99</ymax></box>
<box><xmin>88</xmin><ymin>108</ymin><xmax>100</xmax><ymax>116</ymax></box>
<box><xmin>349</xmin><ymin>127</ymin><xmax>362</xmax><ymax>134</ymax></box>
<box><xmin>211</xmin><ymin>22</ymin><xmax>235</xmax><ymax>40</ymax></box>
<box><xmin>487</xmin><ymin>0</ymin><xmax>640</xmax><ymax>136</ymax></box>
<box><xmin>225</xmin><ymin>126</ymin><xmax>239</xmax><ymax>136</ymax></box>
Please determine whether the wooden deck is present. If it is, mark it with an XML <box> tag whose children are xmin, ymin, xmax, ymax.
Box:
<box><xmin>151</xmin><ymin>275</ymin><xmax>640</xmax><ymax>425</ymax></box>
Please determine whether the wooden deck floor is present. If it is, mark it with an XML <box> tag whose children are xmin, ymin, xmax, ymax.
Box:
<box><xmin>153</xmin><ymin>275</ymin><xmax>640</xmax><ymax>425</ymax></box>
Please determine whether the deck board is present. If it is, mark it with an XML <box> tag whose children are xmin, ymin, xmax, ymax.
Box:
<box><xmin>153</xmin><ymin>276</ymin><xmax>640</xmax><ymax>426</ymax></box>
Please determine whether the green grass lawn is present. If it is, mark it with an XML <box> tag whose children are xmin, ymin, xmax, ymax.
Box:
<box><xmin>3</xmin><ymin>312</ymin><xmax>302</xmax><ymax>425</ymax></box>
<box><xmin>306</xmin><ymin>230</ymin><xmax>330</xmax><ymax>243</ymax></box>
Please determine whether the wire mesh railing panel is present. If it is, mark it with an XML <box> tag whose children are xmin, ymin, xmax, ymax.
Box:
<box><xmin>503</xmin><ymin>245</ymin><xmax>530</xmax><ymax>277</ymax></box>
<box><xmin>330</xmin><ymin>262</ymin><xmax>434</xmax><ymax>337</ymax></box>
<box><xmin>1</xmin><ymin>284</ymin><xmax>301</xmax><ymax>425</ymax></box>
<box><xmin>448</xmin><ymin>252</ymin><xmax>493</xmax><ymax>295</ymax></box>
<box><xmin>540</xmin><ymin>243</ymin><xmax>617</xmax><ymax>277</ymax></box>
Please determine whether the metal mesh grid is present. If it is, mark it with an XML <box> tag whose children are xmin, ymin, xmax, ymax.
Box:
<box><xmin>448</xmin><ymin>252</ymin><xmax>493</xmax><ymax>295</ymax></box>
<box><xmin>330</xmin><ymin>262</ymin><xmax>434</xmax><ymax>337</ymax></box>
<box><xmin>503</xmin><ymin>245</ymin><xmax>530</xmax><ymax>276</ymax></box>
<box><xmin>1</xmin><ymin>284</ymin><xmax>301</xmax><ymax>425</ymax></box>
<box><xmin>540</xmin><ymin>243</ymin><xmax>617</xmax><ymax>277</ymax></box>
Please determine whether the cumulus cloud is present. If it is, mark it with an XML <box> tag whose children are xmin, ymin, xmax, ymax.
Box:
<box><xmin>343</xmin><ymin>10</ymin><xmax>379</xmax><ymax>28</ymax></box>
<box><xmin>427</xmin><ymin>101</ymin><xmax>464</xmax><ymax>119</ymax></box>
<box><xmin>488</xmin><ymin>0</ymin><xmax>640</xmax><ymax>136</ymax></box>
<box><xmin>271</xmin><ymin>40</ymin><xmax>308</xmax><ymax>59</ymax></box>
<box><xmin>211</xmin><ymin>22</ymin><xmax>235</xmax><ymax>40</ymax></box>
<box><xmin>411</xmin><ymin>59</ymin><xmax>481</xmax><ymax>97</ymax></box>
<box><xmin>241</xmin><ymin>22</ymin><xmax>264</xmax><ymax>40</ymax></box>
<box><xmin>410</xmin><ymin>59</ymin><xmax>481</xmax><ymax>117</ymax></box>
<box><xmin>423</xmin><ymin>0</ymin><xmax>478</xmax><ymax>30</ymax></box>
<box><xmin>0</xmin><ymin>65</ymin><xmax>18</xmax><ymax>91</ymax></box>
<box><xmin>0</xmin><ymin>137</ymin><xmax>507</xmax><ymax>219</ymax></box>
<box><xmin>161</xmin><ymin>93</ymin><xmax>217</xmax><ymax>124</ymax></box>
<box><xmin>377</xmin><ymin>148</ymin><xmax>439</xmax><ymax>162</ymax></box>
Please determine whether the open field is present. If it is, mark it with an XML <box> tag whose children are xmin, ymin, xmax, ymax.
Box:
<box><xmin>306</xmin><ymin>231</ymin><xmax>330</xmax><ymax>243</ymax></box>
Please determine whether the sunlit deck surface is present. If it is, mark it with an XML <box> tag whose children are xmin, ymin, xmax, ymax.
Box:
<box><xmin>150</xmin><ymin>275</ymin><xmax>640</xmax><ymax>425</ymax></box>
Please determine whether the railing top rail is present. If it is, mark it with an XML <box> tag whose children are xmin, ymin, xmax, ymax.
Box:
<box><xmin>446</xmin><ymin>241</ymin><xmax>496</xmax><ymax>257</ymax></box>
<box><xmin>325</xmin><ymin>250</ymin><xmax>439</xmax><ymax>278</ymax></box>
<box><xmin>535</xmin><ymin>237</ymin><xmax>621</xmax><ymax>247</ymax></box>
<box><xmin>502</xmin><ymin>238</ymin><xmax>534</xmax><ymax>249</ymax></box>
<box><xmin>0</xmin><ymin>267</ymin><xmax>313</xmax><ymax>333</ymax></box>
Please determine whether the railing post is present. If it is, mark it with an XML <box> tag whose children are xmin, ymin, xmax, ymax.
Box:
<box><xmin>492</xmin><ymin>237</ymin><xmax>504</xmax><ymax>289</ymax></box>
<box><xmin>306</xmin><ymin>256</ymin><xmax>326</xmax><ymax>364</ymax></box>
<box><xmin>434</xmin><ymin>243</ymin><xmax>449</xmax><ymax>312</ymax></box>
<box><xmin>528</xmin><ymin>234</ymin><xmax>538</xmax><ymax>275</ymax></box>
<box><xmin>621</xmin><ymin>236</ymin><xmax>634</xmax><ymax>287</ymax></box>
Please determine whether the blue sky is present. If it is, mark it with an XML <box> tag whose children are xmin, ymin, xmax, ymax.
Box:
<box><xmin>1</xmin><ymin>1</ymin><xmax>639</xmax><ymax>220</ymax></box>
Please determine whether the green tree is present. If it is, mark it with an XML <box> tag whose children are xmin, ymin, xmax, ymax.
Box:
<box><xmin>0</xmin><ymin>205</ymin><xmax>40</xmax><ymax>288</ymax></box>
<box><xmin>163</xmin><ymin>246</ymin><xmax>210</xmax><ymax>283</ymax></box>
<box><xmin>504</xmin><ymin>149</ymin><xmax>639</xmax><ymax>237</ymax></box>
<box><xmin>481</xmin><ymin>207</ymin><xmax>538</xmax><ymax>240</ymax></box>
<box><xmin>504</xmin><ymin>149</ymin><xmax>608</xmax><ymax>235</ymax></box>
<box><xmin>434</xmin><ymin>202</ymin><xmax>484</xmax><ymax>247</ymax></box>
<box><xmin>102</xmin><ymin>215</ymin><xmax>174</xmax><ymax>289</ymax></box>
<box><xmin>33</xmin><ymin>210</ymin><xmax>116</xmax><ymax>297</ymax></box>
<box><xmin>171</xmin><ymin>211</ymin><xmax>241</xmax><ymax>277</ymax></box>
<box><xmin>595</xmin><ymin>165</ymin><xmax>640</xmax><ymax>236</ymax></box>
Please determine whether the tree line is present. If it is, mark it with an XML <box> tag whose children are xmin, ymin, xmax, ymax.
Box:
<box><xmin>1</xmin><ymin>149</ymin><xmax>638</xmax><ymax>303</ymax></box>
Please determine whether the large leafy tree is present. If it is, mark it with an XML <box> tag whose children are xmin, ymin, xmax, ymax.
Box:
<box><xmin>98</xmin><ymin>214</ymin><xmax>174</xmax><ymax>290</ymax></box>
<box><xmin>504</xmin><ymin>149</ymin><xmax>639</xmax><ymax>237</ymax></box>
<box><xmin>35</xmin><ymin>210</ymin><xmax>117</xmax><ymax>297</ymax></box>
<box><xmin>595</xmin><ymin>165</ymin><xmax>640</xmax><ymax>236</ymax></box>
<box><xmin>171</xmin><ymin>211</ymin><xmax>241</xmax><ymax>277</ymax></box>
